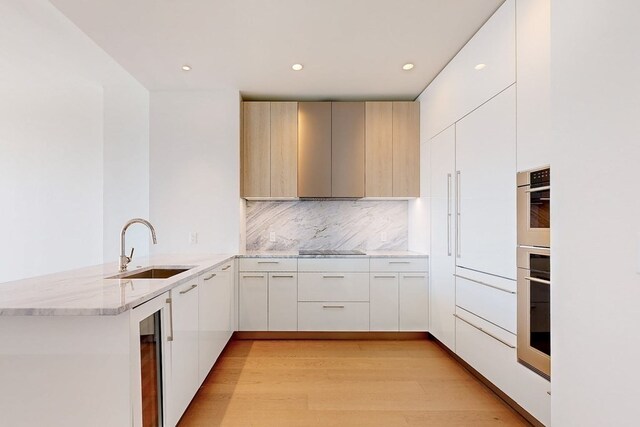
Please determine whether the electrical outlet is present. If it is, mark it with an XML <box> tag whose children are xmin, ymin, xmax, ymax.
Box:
<box><xmin>269</xmin><ymin>231</ymin><xmax>276</xmax><ymax>242</ymax></box>
<box><xmin>381</xmin><ymin>231</ymin><xmax>388</xmax><ymax>242</ymax></box>
<box><xmin>189</xmin><ymin>232</ymin><xmax>198</xmax><ymax>244</ymax></box>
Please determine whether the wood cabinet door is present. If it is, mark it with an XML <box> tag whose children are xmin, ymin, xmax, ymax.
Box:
<box><xmin>331</xmin><ymin>102</ymin><xmax>365</xmax><ymax>197</ymax></box>
<box><xmin>455</xmin><ymin>85</ymin><xmax>516</xmax><ymax>280</ymax></box>
<box><xmin>429</xmin><ymin>125</ymin><xmax>456</xmax><ymax>350</ymax></box>
<box><xmin>365</xmin><ymin>102</ymin><xmax>393</xmax><ymax>197</ymax></box>
<box><xmin>271</xmin><ymin>102</ymin><xmax>298</xmax><ymax>197</ymax></box>
<box><xmin>392</xmin><ymin>102</ymin><xmax>420</xmax><ymax>197</ymax></box>
<box><xmin>243</xmin><ymin>102</ymin><xmax>270</xmax><ymax>197</ymax></box>
<box><xmin>298</xmin><ymin>102</ymin><xmax>332</xmax><ymax>197</ymax></box>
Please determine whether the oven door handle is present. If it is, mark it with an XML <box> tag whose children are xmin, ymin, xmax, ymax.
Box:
<box><xmin>525</xmin><ymin>276</ymin><xmax>551</xmax><ymax>285</ymax></box>
<box><xmin>525</xmin><ymin>185</ymin><xmax>551</xmax><ymax>193</ymax></box>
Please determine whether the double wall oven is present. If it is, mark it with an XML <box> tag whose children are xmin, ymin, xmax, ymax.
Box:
<box><xmin>517</xmin><ymin>167</ymin><xmax>551</xmax><ymax>379</ymax></box>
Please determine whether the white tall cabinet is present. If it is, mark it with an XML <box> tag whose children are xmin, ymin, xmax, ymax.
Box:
<box><xmin>429</xmin><ymin>125</ymin><xmax>456</xmax><ymax>350</ymax></box>
<box><xmin>455</xmin><ymin>85</ymin><xmax>517</xmax><ymax>280</ymax></box>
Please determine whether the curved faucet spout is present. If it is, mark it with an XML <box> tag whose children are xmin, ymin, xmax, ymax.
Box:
<box><xmin>120</xmin><ymin>218</ymin><xmax>158</xmax><ymax>272</ymax></box>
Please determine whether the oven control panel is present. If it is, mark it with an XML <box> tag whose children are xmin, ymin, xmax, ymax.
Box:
<box><xmin>531</xmin><ymin>168</ymin><xmax>550</xmax><ymax>187</ymax></box>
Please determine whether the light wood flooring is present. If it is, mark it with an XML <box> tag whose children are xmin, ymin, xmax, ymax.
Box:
<box><xmin>179</xmin><ymin>339</ymin><xmax>529</xmax><ymax>426</ymax></box>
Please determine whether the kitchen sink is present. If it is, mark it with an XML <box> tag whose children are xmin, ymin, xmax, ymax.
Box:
<box><xmin>108</xmin><ymin>266</ymin><xmax>194</xmax><ymax>280</ymax></box>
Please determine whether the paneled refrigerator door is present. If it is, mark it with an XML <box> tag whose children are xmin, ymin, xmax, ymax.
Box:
<box><xmin>455</xmin><ymin>85</ymin><xmax>517</xmax><ymax>280</ymax></box>
<box><xmin>429</xmin><ymin>125</ymin><xmax>457</xmax><ymax>350</ymax></box>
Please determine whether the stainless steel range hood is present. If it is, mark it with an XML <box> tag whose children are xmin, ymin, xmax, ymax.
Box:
<box><xmin>298</xmin><ymin>102</ymin><xmax>365</xmax><ymax>198</ymax></box>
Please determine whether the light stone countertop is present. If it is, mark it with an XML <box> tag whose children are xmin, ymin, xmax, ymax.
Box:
<box><xmin>0</xmin><ymin>251</ymin><xmax>428</xmax><ymax>316</ymax></box>
<box><xmin>0</xmin><ymin>253</ymin><xmax>235</xmax><ymax>316</ymax></box>
<box><xmin>238</xmin><ymin>250</ymin><xmax>429</xmax><ymax>258</ymax></box>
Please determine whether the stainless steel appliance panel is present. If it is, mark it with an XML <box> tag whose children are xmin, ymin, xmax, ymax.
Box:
<box><xmin>517</xmin><ymin>246</ymin><xmax>551</xmax><ymax>379</ymax></box>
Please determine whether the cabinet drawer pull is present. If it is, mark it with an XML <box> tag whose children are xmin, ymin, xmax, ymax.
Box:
<box><xmin>453</xmin><ymin>314</ymin><xmax>515</xmax><ymax>349</ymax></box>
<box><xmin>322</xmin><ymin>305</ymin><xmax>345</xmax><ymax>309</ymax></box>
<box><xmin>166</xmin><ymin>297</ymin><xmax>174</xmax><ymax>342</ymax></box>
<box><xmin>242</xmin><ymin>275</ymin><xmax>265</xmax><ymax>278</ymax></box>
<box><xmin>403</xmin><ymin>275</ymin><xmax>426</xmax><ymax>278</ymax></box>
<box><xmin>222</xmin><ymin>264</ymin><xmax>231</xmax><ymax>271</ymax></box>
<box><xmin>374</xmin><ymin>275</ymin><xmax>396</xmax><ymax>279</ymax></box>
<box><xmin>454</xmin><ymin>274</ymin><xmax>516</xmax><ymax>294</ymax></box>
<box><xmin>322</xmin><ymin>275</ymin><xmax>345</xmax><ymax>279</ymax></box>
<box><xmin>179</xmin><ymin>284</ymin><xmax>198</xmax><ymax>294</ymax></box>
<box><xmin>203</xmin><ymin>273</ymin><xmax>216</xmax><ymax>281</ymax></box>
<box><xmin>272</xmin><ymin>274</ymin><xmax>294</xmax><ymax>278</ymax></box>
<box><xmin>258</xmin><ymin>261</ymin><xmax>280</xmax><ymax>264</ymax></box>
<box><xmin>389</xmin><ymin>261</ymin><xmax>411</xmax><ymax>264</ymax></box>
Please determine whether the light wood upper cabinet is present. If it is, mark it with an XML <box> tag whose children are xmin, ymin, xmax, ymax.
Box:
<box><xmin>364</xmin><ymin>101</ymin><xmax>420</xmax><ymax>198</ymax></box>
<box><xmin>243</xmin><ymin>102</ymin><xmax>270</xmax><ymax>198</ymax></box>
<box><xmin>392</xmin><ymin>101</ymin><xmax>420</xmax><ymax>197</ymax></box>
<box><xmin>242</xmin><ymin>101</ymin><xmax>298</xmax><ymax>198</ymax></box>
<box><xmin>332</xmin><ymin>102</ymin><xmax>365</xmax><ymax>198</ymax></box>
<box><xmin>243</xmin><ymin>100</ymin><xmax>419</xmax><ymax>199</ymax></box>
<box><xmin>365</xmin><ymin>102</ymin><xmax>393</xmax><ymax>197</ymax></box>
<box><xmin>270</xmin><ymin>102</ymin><xmax>298</xmax><ymax>197</ymax></box>
<box><xmin>298</xmin><ymin>102</ymin><xmax>332</xmax><ymax>198</ymax></box>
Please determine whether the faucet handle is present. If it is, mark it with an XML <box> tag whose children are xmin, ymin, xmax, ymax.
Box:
<box><xmin>128</xmin><ymin>247</ymin><xmax>134</xmax><ymax>262</ymax></box>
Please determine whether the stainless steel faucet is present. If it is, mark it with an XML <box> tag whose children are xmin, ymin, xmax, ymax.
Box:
<box><xmin>120</xmin><ymin>218</ymin><xmax>158</xmax><ymax>272</ymax></box>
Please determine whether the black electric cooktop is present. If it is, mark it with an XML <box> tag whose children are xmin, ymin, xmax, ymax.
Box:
<box><xmin>298</xmin><ymin>249</ymin><xmax>366</xmax><ymax>256</ymax></box>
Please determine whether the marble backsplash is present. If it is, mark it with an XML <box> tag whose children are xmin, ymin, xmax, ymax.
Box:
<box><xmin>245</xmin><ymin>200</ymin><xmax>408</xmax><ymax>251</ymax></box>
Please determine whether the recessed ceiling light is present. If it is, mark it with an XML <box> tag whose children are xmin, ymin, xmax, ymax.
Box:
<box><xmin>292</xmin><ymin>63</ymin><xmax>303</xmax><ymax>71</ymax></box>
<box><xmin>402</xmin><ymin>63</ymin><xmax>414</xmax><ymax>71</ymax></box>
<box><xmin>181</xmin><ymin>65</ymin><xmax>192</xmax><ymax>71</ymax></box>
<box><xmin>474</xmin><ymin>63</ymin><xmax>486</xmax><ymax>70</ymax></box>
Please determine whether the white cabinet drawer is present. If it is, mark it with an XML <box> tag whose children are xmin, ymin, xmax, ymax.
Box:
<box><xmin>455</xmin><ymin>307</ymin><xmax>549</xmax><ymax>425</ymax></box>
<box><xmin>455</xmin><ymin>310</ymin><xmax>516</xmax><ymax>397</ymax></box>
<box><xmin>298</xmin><ymin>272</ymin><xmax>369</xmax><ymax>302</ymax></box>
<box><xmin>239</xmin><ymin>257</ymin><xmax>297</xmax><ymax>272</ymax></box>
<box><xmin>455</xmin><ymin>272</ymin><xmax>516</xmax><ymax>333</ymax></box>
<box><xmin>370</xmin><ymin>257</ymin><xmax>428</xmax><ymax>272</ymax></box>
<box><xmin>298</xmin><ymin>258</ymin><xmax>369</xmax><ymax>272</ymax></box>
<box><xmin>298</xmin><ymin>302</ymin><xmax>369</xmax><ymax>331</ymax></box>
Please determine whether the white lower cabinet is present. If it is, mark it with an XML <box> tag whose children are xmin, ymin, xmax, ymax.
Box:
<box><xmin>198</xmin><ymin>262</ymin><xmax>234</xmax><ymax>384</ymax></box>
<box><xmin>239</xmin><ymin>273</ymin><xmax>268</xmax><ymax>331</ymax></box>
<box><xmin>168</xmin><ymin>279</ymin><xmax>200</xmax><ymax>426</ymax></box>
<box><xmin>238</xmin><ymin>258</ymin><xmax>298</xmax><ymax>331</ymax></box>
<box><xmin>455</xmin><ymin>269</ymin><xmax>517</xmax><ymax>334</ymax></box>
<box><xmin>238</xmin><ymin>256</ymin><xmax>429</xmax><ymax>333</ymax></box>
<box><xmin>268</xmin><ymin>272</ymin><xmax>298</xmax><ymax>331</ymax></box>
<box><xmin>298</xmin><ymin>302</ymin><xmax>369</xmax><ymax>331</ymax></box>
<box><xmin>370</xmin><ymin>273</ymin><xmax>399</xmax><ymax>331</ymax></box>
<box><xmin>455</xmin><ymin>309</ymin><xmax>550</xmax><ymax>425</ymax></box>
<box><xmin>399</xmin><ymin>273</ymin><xmax>429</xmax><ymax>331</ymax></box>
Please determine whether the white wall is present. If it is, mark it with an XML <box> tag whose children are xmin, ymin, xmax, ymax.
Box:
<box><xmin>551</xmin><ymin>1</ymin><xmax>640</xmax><ymax>425</ymax></box>
<box><xmin>149</xmin><ymin>90</ymin><xmax>241</xmax><ymax>255</ymax></box>
<box><xmin>0</xmin><ymin>1</ymin><xmax>149</xmax><ymax>282</ymax></box>
<box><xmin>102</xmin><ymin>85</ymin><xmax>150</xmax><ymax>263</ymax></box>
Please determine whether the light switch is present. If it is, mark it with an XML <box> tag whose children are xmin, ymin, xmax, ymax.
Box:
<box><xmin>381</xmin><ymin>232</ymin><xmax>388</xmax><ymax>242</ymax></box>
<box><xmin>189</xmin><ymin>232</ymin><xmax>198</xmax><ymax>244</ymax></box>
<box><xmin>269</xmin><ymin>231</ymin><xmax>276</xmax><ymax>242</ymax></box>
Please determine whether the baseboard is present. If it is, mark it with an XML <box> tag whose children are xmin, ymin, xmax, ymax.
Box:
<box><xmin>233</xmin><ymin>331</ymin><xmax>429</xmax><ymax>340</ymax></box>
<box><xmin>429</xmin><ymin>334</ymin><xmax>544</xmax><ymax>427</ymax></box>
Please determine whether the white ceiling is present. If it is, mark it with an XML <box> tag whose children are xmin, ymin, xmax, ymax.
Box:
<box><xmin>50</xmin><ymin>0</ymin><xmax>505</xmax><ymax>100</ymax></box>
